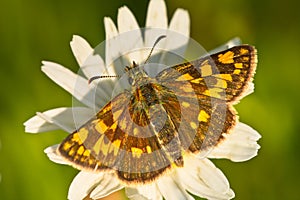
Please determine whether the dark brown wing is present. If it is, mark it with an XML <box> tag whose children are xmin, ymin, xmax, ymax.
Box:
<box><xmin>58</xmin><ymin>89</ymin><xmax>179</xmax><ymax>184</ymax></box>
<box><xmin>155</xmin><ymin>45</ymin><xmax>257</xmax><ymax>152</ymax></box>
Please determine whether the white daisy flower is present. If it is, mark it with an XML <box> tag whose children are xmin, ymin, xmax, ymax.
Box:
<box><xmin>24</xmin><ymin>0</ymin><xmax>261</xmax><ymax>199</ymax></box>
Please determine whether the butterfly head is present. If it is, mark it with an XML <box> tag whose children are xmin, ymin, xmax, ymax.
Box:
<box><xmin>125</xmin><ymin>61</ymin><xmax>150</xmax><ymax>86</ymax></box>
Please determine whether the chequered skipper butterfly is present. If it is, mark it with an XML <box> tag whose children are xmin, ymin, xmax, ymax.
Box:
<box><xmin>57</xmin><ymin>44</ymin><xmax>257</xmax><ymax>184</ymax></box>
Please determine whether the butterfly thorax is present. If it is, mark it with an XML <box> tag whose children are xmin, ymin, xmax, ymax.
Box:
<box><xmin>126</xmin><ymin>63</ymin><xmax>164</xmax><ymax>128</ymax></box>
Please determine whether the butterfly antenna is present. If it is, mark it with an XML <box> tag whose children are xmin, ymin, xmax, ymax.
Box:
<box><xmin>144</xmin><ymin>35</ymin><xmax>166</xmax><ymax>64</ymax></box>
<box><xmin>88</xmin><ymin>75</ymin><xmax>120</xmax><ymax>84</ymax></box>
<box><xmin>89</xmin><ymin>36</ymin><xmax>166</xmax><ymax>84</ymax></box>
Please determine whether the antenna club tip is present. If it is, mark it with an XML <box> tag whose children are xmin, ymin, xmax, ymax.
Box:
<box><xmin>88</xmin><ymin>75</ymin><xmax>120</xmax><ymax>84</ymax></box>
<box><xmin>88</xmin><ymin>76</ymin><xmax>101</xmax><ymax>84</ymax></box>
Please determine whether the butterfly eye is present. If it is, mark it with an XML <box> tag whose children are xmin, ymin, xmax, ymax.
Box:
<box><xmin>128</xmin><ymin>77</ymin><xmax>134</xmax><ymax>84</ymax></box>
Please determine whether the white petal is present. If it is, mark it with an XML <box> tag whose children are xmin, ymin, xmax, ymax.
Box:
<box><xmin>157</xmin><ymin>175</ymin><xmax>194</xmax><ymax>200</ymax></box>
<box><xmin>104</xmin><ymin>17</ymin><xmax>130</xmax><ymax>83</ymax></box>
<box><xmin>178</xmin><ymin>157</ymin><xmax>234</xmax><ymax>200</ymax></box>
<box><xmin>208</xmin><ymin>122</ymin><xmax>261</xmax><ymax>162</ymax></box>
<box><xmin>41</xmin><ymin>61</ymin><xmax>109</xmax><ymax>109</ymax></box>
<box><xmin>68</xmin><ymin>172</ymin><xmax>108</xmax><ymax>200</ymax></box>
<box><xmin>161</xmin><ymin>9</ymin><xmax>190</xmax><ymax>66</ymax></box>
<box><xmin>126</xmin><ymin>184</ymin><xmax>162</xmax><ymax>200</ymax></box>
<box><xmin>117</xmin><ymin>6</ymin><xmax>144</xmax><ymax>63</ymax></box>
<box><xmin>191</xmin><ymin>157</ymin><xmax>230</xmax><ymax>193</ymax></box>
<box><xmin>89</xmin><ymin>173</ymin><xmax>124</xmax><ymax>199</ymax></box>
<box><xmin>81</xmin><ymin>53</ymin><xmax>107</xmax><ymax>80</ymax></box>
<box><xmin>145</xmin><ymin>0</ymin><xmax>168</xmax><ymax>47</ymax></box>
<box><xmin>41</xmin><ymin>61</ymin><xmax>89</xmax><ymax>106</ymax></box>
<box><xmin>224</xmin><ymin>37</ymin><xmax>242</xmax><ymax>48</ymax></box>
<box><xmin>24</xmin><ymin>112</ymin><xmax>61</xmax><ymax>133</ymax></box>
<box><xmin>117</xmin><ymin>6</ymin><xmax>140</xmax><ymax>34</ymax></box>
<box><xmin>208</xmin><ymin>37</ymin><xmax>242</xmax><ymax>54</ymax></box>
<box><xmin>44</xmin><ymin>144</ymin><xmax>69</xmax><ymax>165</ymax></box>
<box><xmin>70</xmin><ymin>35</ymin><xmax>106</xmax><ymax>79</ymax></box>
<box><xmin>146</xmin><ymin>0</ymin><xmax>168</xmax><ymax>29</ymax></box>
<box><xmin>105</xmin><ymin>17</ymin><xmax>119</xmax><ymax>40</ymax></box>
<box><xmin>104</xmin><ymin>17</ymin><xmax>122</xmax><ymax>77</ymax></box>
<box><xmin>24</xmin><ymin>107</ymin><xmax>94</xmax><ymax>133</ymax></box>
<box><xmin>70</xmin><ymin>35</ymin><xmax>93</xmax><ymax>66</ymax></box>
<box><xmin>169</xmin><ymin>9</ymin><xmax>190</xmax><ymax>37</ymax></box>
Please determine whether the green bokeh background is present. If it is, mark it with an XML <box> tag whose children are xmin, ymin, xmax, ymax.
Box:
<box><xmin>1</xmin><ymin>0</ymin><xmax>299</xmax><ymax>199</ymax></box>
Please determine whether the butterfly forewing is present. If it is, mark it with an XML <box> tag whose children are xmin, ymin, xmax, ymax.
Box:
<box><xmin>58</xmin><ymin>91</ymin><xmax>175</xmax><ymax>183</ymax></box>
<box><xmin>157</xmin><ymin>45</ymin><xmax>257</xmax><ymax>103</ymax></box>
